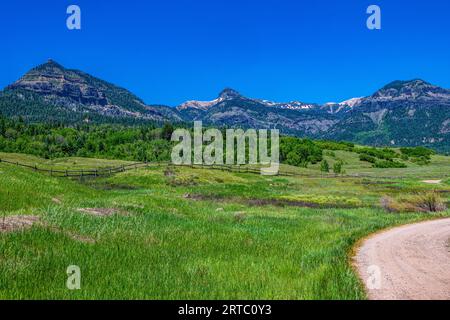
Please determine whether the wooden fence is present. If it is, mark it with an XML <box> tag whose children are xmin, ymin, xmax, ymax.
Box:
<box><xmin>1</xmin><ymin>157</ymin><xmax>428</xmax><ymax>180</ymax></box>
<box><xmin>0</xmin><ymin>158</ymin><xmax>147</xmax><ymax>177</ymax></box>
<box><xmin>0</xmin><ymin>158</ymin><xmax>297</xmax><ymax>178</ymax></box>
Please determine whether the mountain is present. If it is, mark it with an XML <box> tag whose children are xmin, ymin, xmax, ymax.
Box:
<box><xmin>177</xmin><ymin>80</ymin><xmax>450</xmax><ymax>152</ymax></box>
<box><xmin>1</xmin><ymin>60</ymin><xmax>182</xmax><ymax>124</ymax></box>
<box><xmin>323</xmin><ymin>80</ymin><xmax>450</xmax><ymax>151</ymax></box>
<box><xmin>176</xmin><ymin>88</ymin><xmax>331</xmax><ymax>136</ymax></box>
<box><xmin>1</xmin><ymin>61</ymin><xmax>449</xmax><ymax>152</ymax></box>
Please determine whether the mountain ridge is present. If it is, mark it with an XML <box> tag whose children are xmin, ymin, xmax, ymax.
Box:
<box><xmin>1</xmin><ymin>60</ymin><xmax>449</xmax><ymax>152</ymax></box>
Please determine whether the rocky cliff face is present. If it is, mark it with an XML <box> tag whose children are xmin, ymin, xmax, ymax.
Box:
<box><xmin>8</xmin><ymin>60</ymin><xmax>109</xmax><ymax>106</ymax></box>
<box><xmin>4</xmin><ymin>60</ymin><xmax>182</xmax><ymax>123</ymax></box>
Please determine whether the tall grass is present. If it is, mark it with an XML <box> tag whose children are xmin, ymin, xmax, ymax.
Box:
<box><xmin>0</xmin><ymin>152</ymin><xmax>449</xmax><ymax>299</ymax></box>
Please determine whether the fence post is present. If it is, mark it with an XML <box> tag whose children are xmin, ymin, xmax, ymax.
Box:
<box><xmin>65</xmin><ymin>170</ymin><xmax>68</xmax><ymax>177</ymax></box>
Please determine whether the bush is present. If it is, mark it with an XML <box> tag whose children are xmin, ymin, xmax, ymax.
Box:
<box><xmin>400</xmin><ymin>147</ymin><xmax>435</xmax><ymax>158</ymax></box>
<box><xmin>333</xmin><ymin>160</ymin><xmax>343</xmax><ymax>174</ymax></box>
<box><xmin>380</xmin><ymin>192</ymin><xmax>447</xmax><ymax>213</ymax></box>
<box><xmin>374</xmin><ymin>160</ymin><xmax>407</xmax><ymax>168</ymax></box>
<box><xmin>380</xmin><ymin>196</ymin><xmax>400</xmax><ymax>213</ymax></box>
<box><xmin>356</xmin><ymin>147</ymin><xmax>396</xmax><ymax>161</ymax></box>
<box><xmin>411</xmin><ymin>156</ymin><xmax>431</xmax><ymax>166</ymax></box>
<box><xmin>164</xmin><ymin>166</ymin><xmax>176</xmax><ymax>177</ymax></box>
<box><xmin>359</xmin><ymin>153</ymin><xmax>376</xmax><ymax>164</ymax></box>
<box><xmin>315</xmin><ymin>140</ymin><xmax>354</xmax><ymax>151</ymax></box>
<box><xmin>167</xmin><ymin>175</ymin><xmax>199</xmax><ymax>187</ymax></box>
<box><xmin>324</xmin><ymin>151</ymin><xmax>336</xmax><ymax>158</ymax></box>
<box><xmin>280</xmin><ymin>137</ymin><xmax>322</xmax><ymax>167</ymax></box>
<box><xmin>411</xmin><ymin>192</ymin><xmax>447</xmax><ymax>212</ymax></box>
<box><xmin>320</xmin><ymin>160</ymin><xmax>330</xmax><ymax>172</ymax></box>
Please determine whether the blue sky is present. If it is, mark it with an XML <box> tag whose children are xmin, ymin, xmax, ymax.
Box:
<box><xmin>1</xmin><ymin>0</ymin><xmax>450</xmax><ymax>106</ymax></box>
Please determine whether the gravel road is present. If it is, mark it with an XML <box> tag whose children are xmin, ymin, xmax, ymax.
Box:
<box><xmin>355</xmin><ymin>218</ymin><xmax>450</xmax><ymax>300</ymax></box>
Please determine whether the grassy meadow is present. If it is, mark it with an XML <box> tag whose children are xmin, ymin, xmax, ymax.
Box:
<box><xmin>0</xmin><ymin>150</ymin><xmax>449</xmax><ymax>299</ymax></box>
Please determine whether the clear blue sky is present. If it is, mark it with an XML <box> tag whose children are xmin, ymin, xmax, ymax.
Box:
<box><xmin>1</xmin><ymin>0</ymin><xmax>449</xmax><ymax>106</ymax></box>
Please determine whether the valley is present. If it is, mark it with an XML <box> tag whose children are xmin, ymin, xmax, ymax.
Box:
<box><xmin>0</xmin><ymin>61</ymin><xmax>449</xmax><ymax>300</ymax></box>
<box><xmin>0</xmin><ymin>150</ymin><xmax>449</xmax><ymax>299</ymax></box>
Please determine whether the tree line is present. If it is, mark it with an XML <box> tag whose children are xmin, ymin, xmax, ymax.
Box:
<box><xmin>0</xmin><ymin>116</ymin><xmax>324</xmax><ymax>167</ymax></box>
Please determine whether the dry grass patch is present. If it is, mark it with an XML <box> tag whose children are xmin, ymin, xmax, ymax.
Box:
<box><xmin>47</xmin><ymin>225</ymin><xmax>96</xmax><ymax>244</ymax></box>
<box><xmin>422</xmin><ymin>180</ymin><xmax>442</xmax><ymax>184</ymax></box>
<box><xmin>381</xmin><ymin>192</ymin><xmax>447</xmax><ymax>213</ymax></box>
<box><xmin>67</xmin><ymin>232</ymin><xmax>96</xmax><ymax>244</ymax></box>
<box><xmin>52</xmin><ymin>197</ymin><xmax>62</xmax><ymax>204</ymax></box>
<box><xmin>77</xmin><ymin>208</ymin><xmax>123</xmax><ymax>217</ymax></box>
<box><xmin>233</xmin><ymin>212</ymin><xmax>246</xmax><ymax>223</ymax></box>
<box><xmin>0</xmin><ymin>215</ymin><xmax>40</xmax><ymax>233</ymax></box>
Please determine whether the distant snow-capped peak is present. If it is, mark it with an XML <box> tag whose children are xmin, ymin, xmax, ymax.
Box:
<box><xmin>339</xmin><ymin>97</ymin><xmax>364</xmax><ymax>108</ymax></box>
<box><xmin>266</xmin><ymin>101</ymin><xmax>315</xmax><ymax>110</ymax></box>
<box><xmin>177</xmin><ymin>88</ymin><xmax>317</xmax><ymax>111</ymax></box>
<box><xmin>322</xmin><ymin>97</ymin><xmax>364</xmax><ymax>114</ymax></box>
<box><xmin>177</xmin><ymin>98</ymin><xmax>222</xmax><ymax>111</ymax></box>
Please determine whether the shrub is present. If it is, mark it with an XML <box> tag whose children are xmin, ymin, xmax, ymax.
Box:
<box><xmin>356</xmin><ymin>147</ymin><xmax>396</xmax><ymax>161</ymax></box>
<box><xmin>164</xmin><ymin>166</ymin><xmax>176</xmax><ymax>177</ymax></box>
<box><xmin>411</xmin><ymin>156</ymin><xmax>431</xmax><ymax>166</ymax></box>
<box><xmin>380</xmin><ymin>196</ymin><xmax>402</xmax><ymax>213</ymax></box>
<box><xmin>333</xmin><ymin>160</ymin><xmax>343</xmax><ymax>174</ymax></box>
<box><xmin>380</xmin><ymin>192</ymin><xmax>447</xmax><ymax>213</ymax></box>
<box><xmin>411</xmin><ymin>192</ymin><xmax>447</xmax><ymax>212</ymax></box>
<box><xmin>167</xmin><ymin>175</ymin><xmax>199</xmax><ymax>187</ymax></box>
<box><xmin>359</xmin><ymin>153</ymin><xmax>376</xmax><ymax>164</ymax></box>
<box><xmin>315</xmin><ymin>140</ymin><xmax>354</xmax><ymax>151</ymax></box>
<box><xmin>400</xmin><ymin>147</ymin><xmax>435</xmax><ymax>158</ymax></box>
<box><xmin>374</xmin><ymin>160</ymin><xmax>407</xmax><ymax>168</ymax></box>
<box><xmin>320</xmin><ymin>160</ymin><xmax>330</xmax><ymax>172</ymax></box>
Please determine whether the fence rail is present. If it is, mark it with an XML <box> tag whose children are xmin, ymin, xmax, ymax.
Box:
<box><xmin>0</xmin><ymin>158</ymin><xmax>296</xmax><ymax>178</ymax></box>
<box><xmin>1</xmin><ymin>157</ymin><xmax>440</xmax><ymax>180</ymax></box>
<box><xmin>0</xmin><ymin>158</ymin><xmax>146</xmax><ymax>177</ymax></box>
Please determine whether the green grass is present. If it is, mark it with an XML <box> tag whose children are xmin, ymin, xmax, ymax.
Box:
<box><xmin>0</xmin><ymin>152</ymin><xmax>133</xmax><ymax>170</ymax></box>
<box><xmin>0</xmin><ymin>152</ymin><xmax>449</xmax><ymax>299</ymax></box>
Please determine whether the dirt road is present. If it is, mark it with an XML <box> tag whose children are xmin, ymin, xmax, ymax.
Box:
<box><xmin>354</xmin><ymin>218</ymin><xmax>450</xmax><ymax>300</ymax></box>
